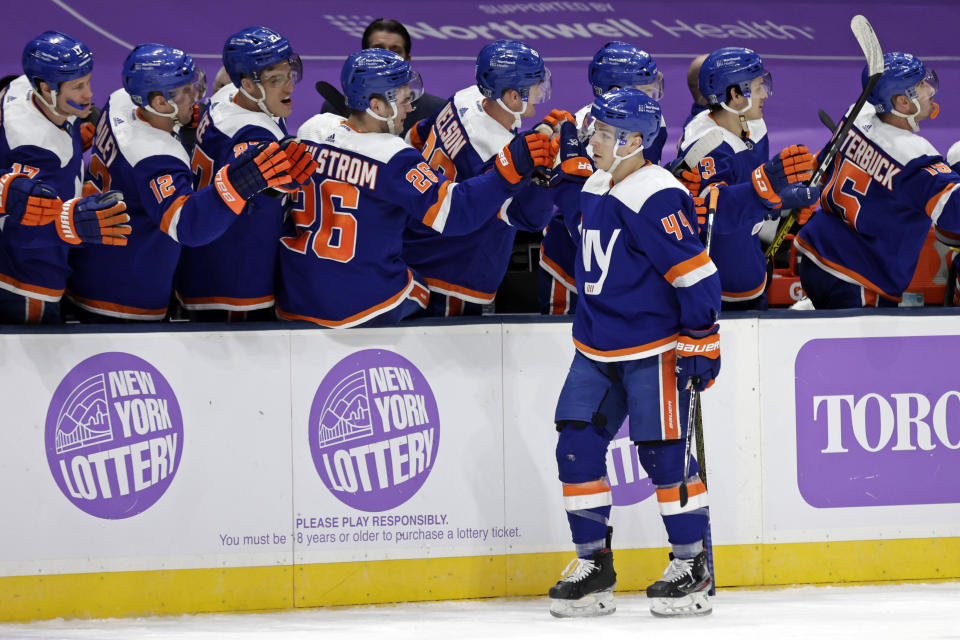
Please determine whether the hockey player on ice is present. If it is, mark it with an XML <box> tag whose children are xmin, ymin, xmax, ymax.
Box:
<box><xmin>402</xmin><ymin>39</ymin><xmax>557</xmax><ymax>316</ymax></box>
<box><xmin>548</xmin><ymin>88</ymin><xmax>721</xmax><ymax>619</ymax></box>
<box><xmin>175</xmin><ymin>26</ymin><xmax>308</xmax><ymax>322</ymax></box>
<box><xmin>275</xmin><ymin>49</ymin><xmax>552</xmax><ymax>327</ymax></box>
<box><xmin>0</xmin><ymin>31</ymin><xmax>130</xmax><ymax>323</ymax></box>
<box><xmin>796</xmin><ymin>52</ymin><xmax>960</xmax><ymax>309</ymax></box>
<box><xmin>540</xmin><ymin>41</ymin><xmax>666</xmax><ymax>316</ymax></box>
<box><xmin>675</xmin><ymin>47</ymin><xmax>819</xmax><ymax>311</ymax></box>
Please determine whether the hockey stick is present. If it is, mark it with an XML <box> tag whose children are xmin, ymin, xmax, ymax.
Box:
<box><xmin>817</xmin><ymin>109</ymin><xmax>836</xmax><ymax>133</ymax></box>
<box><xmin>765</xmin><ymin>14</ymin><xmax>884</xmax><ymax>259</ymax></box>
<box><xmin>679</xmin><ymin>185</ymin><xmax>719</xmax><ymax>508</ymax></box>
<box><xmin>315</xmin><ymin>80</ymin><xmax>348</xmax><ymax>116</ymax></box>
<box><xmin>678</xmin><ymin>185</ymin><xmax>719</xmax><ymax>594</ymax></box>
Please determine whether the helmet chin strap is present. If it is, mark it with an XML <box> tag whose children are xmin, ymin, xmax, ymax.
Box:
<box><xmin>720</xmin><ymin>96</ymin><xmax>752</xmax><ymax>136</ymax></box>
<box><xmin>366</xmin><ymin>101</ymin><xmax>400</xmax><ymax>135</ymax></box>
<box><xmin>240</xmin><ymin>82</ymin><xmax>277</xmax><ymax>118</ymax></box>
<box><xmin>608</xmin><ymin>141</ymin><xmax>644</xmax><ymax>175</ymax></box>
<box><xmin>142</xmin><ymin>102</ymin><xmax>182</xmax><ymax>125</ymax></box>
<box><xmin>496</xmin><ymin>97</ymin><xmax>526</xmax><ymax>131</ymax></box>
<box><xmin>34</xmin><ymin>87</ymin><xmax>69</xmax><ymax>119</ymax></box>
<box><xmin>890</xmin><ymin>97</ymin><xmax>927</xmax><ymax>132</ymax></box>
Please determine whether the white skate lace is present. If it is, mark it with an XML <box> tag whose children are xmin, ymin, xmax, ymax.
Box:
<box><xmin>559</xmin><ymin>557</ymin><xmax>597</xmax><ymax>583</ymax></box>
<box><xmin>661</xmin><ymin>557</ymin><xmax>694</xmax><ymax>583</ymax></box>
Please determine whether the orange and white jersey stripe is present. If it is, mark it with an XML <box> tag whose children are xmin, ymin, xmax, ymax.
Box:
<box><xmin>276</xmin><ymin>270</ymin><xmax>427</xmax><ymax>329</ymax></box>
<box><xmin>66</xmin><ymin>293</ymin><xmax>166</xmax><ymax>321</ymax></box>
<box><xmin>574</xmin><ymin>333</ymin><xmax>677</xmax><ymax>363</ymax></box>
<box><xmin>423</xmin><ymin>278</ymin><xmax>497</xmax><ymax>305</ymax></box>
<box><xmin>664</xmin><ymin>250</ymin><xmax>717</xmax><ymax>289</ymax></box>
<box><xmin>720</xmin><ymin>274</ymin><xmax>767</xmax><ymax>302</ymax></box>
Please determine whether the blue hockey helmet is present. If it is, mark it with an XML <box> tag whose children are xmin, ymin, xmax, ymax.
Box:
<box><xmin>590</xmin><ymin>87</ymin><xmax>661</xmax><ymax>148</ymax></box>
<box><xmin>588</xmin><ymin>42</ymin><xmax>662</xmax><ymax>100</ymax></box>
<box><xmin>22</xmin><ymin>30</ymin><xmax>93</xmax><ymax>91</ymax></box>
<box><xmin>865</xmin><ymin>52</ymin><xmax>938</xmax><ymax>114</ymax></box>
<box><xmin>123</xmin><ymin>44</ymin><xmax>205</xmax><ymax>111</ymax></box>
<box><xmin>223</xmin><ymin>26</ymin><xmax>303</xmax><ymax>89</ymax></box>
<box><xmin>476</xmin><ymin>40</ymin><xmax>550</xmax><ymax>103</ymax></box>
<box><xmin>699</xmin><ymin>46</ymin><xmax>771</xmax><ymax>106</ymax></box>
<box><xmin>340</xmin><ymin>49</ymin><xmax>423</xmax><ymax>111</ymax></box>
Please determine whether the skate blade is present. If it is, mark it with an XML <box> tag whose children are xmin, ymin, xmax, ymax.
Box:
<box><xmin>649</xmin><ymin>591</ymin><xmax>712</xmax><ymax>617</ymax></box>
<box><xmin>549</xmin><ymin>590</ymin><xmax>616</xmax><ymax>618</ymax></box>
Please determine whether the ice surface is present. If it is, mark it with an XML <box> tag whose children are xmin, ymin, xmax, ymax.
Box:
<box><xmin>1</xmin><ymin>582</ymin><xmax>958</xmax><ymax>640</ymax></box>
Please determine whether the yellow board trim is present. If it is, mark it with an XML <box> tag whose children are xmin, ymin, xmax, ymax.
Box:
<box><xmin>2</xmin><ymin>538</ymin><xmax>958</xmax><ymax>622</ymax></box>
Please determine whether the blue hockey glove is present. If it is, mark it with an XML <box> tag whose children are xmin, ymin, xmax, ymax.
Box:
<box><xmin>557</xmin><ymin>121</ymin><xmax>593</xmax><ymax>183</ymax></box>
<box><xmin>676</xmin><ymin>324</ymin><xmax>721</xmax><ymax>392</ymax></box>
<box><xmin>495</xmin><ymin>130</ymin><xmax>552</xmax><ymax>185</ymax></box>
<box><xmin>0</xmin><ymin>172</ymin><xmax>62</xmax><ymax>226</ymax></box>
<box><xmin>751</xmin><ymin>144</ymin><xmax>816</xmax><ymax>209</ymax></box>
<box><xmin>57</xmin><ymin>191</ymin><xmax>131</xmax><ymax>246</ymax></box>
<box><xmin>775</xmin><ymin>184</ymin><xmax>821</xmax><ymax>214</ymax></box>
<box><xmin>214</xmin><ymin>141</ymin><xmax>293</xmax><ymax>214</ymax></box>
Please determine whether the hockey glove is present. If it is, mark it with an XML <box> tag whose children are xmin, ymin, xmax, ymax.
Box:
<box><xmin>406</xmin><ymin>119</ymin><xmax>430</xmax><ymax>151</ymax></box>
<box><xmin>214</xmin><ymin>141</ymin><xmax>292</xmax><ymax>214</ymax></box>
<box><xmin>557</xmin><ymin>121</ymin><xmax>593</xmax><ymax>183</ymax></box>
<box><xmin>797</xmin><ymin>202</ymin><xmax>819</xmax><ymax>225</ymax></box>
<box><xmin>280</xmin><ymin>139</ymin><xmax>319</xmax><ymax>186</ymax></box>
<box><xmin>537</xmin><ymin>108</ymin><xmax>575</xmax><ymax>133</ymax></box>
<box><xmin>56</xmin><ymin>191</ymin><xmax>131</xmax><ymax>246</ymax></box>
<box><xmin>0</xmin><ymin>173</ymin><xmax>63</xmax><ymax>226</ymax></box>
<box><xmin>751</xmin><ymin>145</ymin><xmax>816</xmax><ymax>209</ymax></box>
<box><xmin>677</xmin><ymin>166</ymin><xmax>702</xmax><ymax>196</ymax></box>
<box><xmin>80</xmin><ymin>122</ymin><xmax>96</xmax><ymax>152</ymax></box>
<box><xmin>676</xmin><ymin>324</ymin><xmax>721</xmax><ymax>392</ymax></box>
<box><xmin>495</xmin><ymin>130</ymin><xmax>552</xmax><ymax>185</ymax></box>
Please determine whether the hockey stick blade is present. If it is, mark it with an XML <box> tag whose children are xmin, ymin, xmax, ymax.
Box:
<box><xmin>315</xmin><ymin>80</ymin><xmax>348</xmax><ymax>116</ymax></box>
<box><xmin>852</xmin><ymin>15</ymin><xmax>884</xmax><ymax>76</ymax></box>
<box><xmin>817</xmin><ymin>109</ymin><xmax>836</xmax><ymax>132</ymax></box>
<box><xmin>673</xmin><ymin>129</ymin><xmax>723</xmax><ymax>176</ymax></box>
<box><xmin>765</xmin><ymin>15</ymin><xmax>884</xmax><ymax>259</ymax></box>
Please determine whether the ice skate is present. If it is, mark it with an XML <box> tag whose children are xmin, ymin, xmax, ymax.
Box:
<box><xmin>548</xmin><ymin>547</ymin><xmax>617</xmax><ymax>618</ymax></box>
<box><xmin>646</xmin><ymin>551</ymin><xmax>713</xmax><ymax>617</ymax></box>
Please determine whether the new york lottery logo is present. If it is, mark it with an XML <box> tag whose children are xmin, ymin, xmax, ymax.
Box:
<box><xmin>609</xmin><ymin>419</ymin><xmax>656</xmax><ymax>506</ymax></box>
<box><xmin>45</xmin><ymin>353</ymin><xmax>183</xmax><ymax>519</ymax></box>
<box><xmin>308</xmin><ymin>349</ymin><xmax>440</xmax><ymax>512</ymax></box>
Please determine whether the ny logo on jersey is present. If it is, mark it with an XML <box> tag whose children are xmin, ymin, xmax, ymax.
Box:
<box><xmin>581</xmin><ymin>228</ymin><xmax>621</xmax><ymax>296</ymax></box>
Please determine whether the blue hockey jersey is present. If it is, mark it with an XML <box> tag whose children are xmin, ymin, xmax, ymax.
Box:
<box><xmin>0</xmin><ymin>75</ymin><xmax>83</xmax><ymax>302</ymax></box>
<box><xmin>68</xmin><ymin>89</ymin><xmax>256</xmax><ymax>319</ymax></box>
<box><xmin>402</xmin><ymin>86</ymin><xmax>554</xmax><ymax>305</ymax></box>
<box><xmin>275</xmin><ymin>113</ymin><xmax>526</xmax><ymax>327</ymax></box>
<box><xmin>572</xmin><ymin>163</ymin><xmax>720</xmax><ymax>361</ymax></box>
<box><xmin>540</xmin><ymin>103</ymin><xmax>668</xmax><ymax>308</ymax></box>
<box><xmin>676</xmin><ymin>110</ymin><xmax>771</xmax><ymax>303</ymax></box>
<box><xmin>175</xmin><ymin>85</ymin><xmax>290</xmax><ymax>312</ymax></box>
<box><xmin>796</xmin><ymin>105</ymin><xmax>960</xmax><ymax>301</ymax></box>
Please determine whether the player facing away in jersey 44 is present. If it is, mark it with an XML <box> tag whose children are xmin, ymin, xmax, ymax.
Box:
<box><xmin>796</xmin><ymin>52</ymin><xmax>960</xmax><ymax>308</ymax></box>
<box><xmin>540</xmin><ymin>41</ymin><xmax>667</xmax><ymax>316</ymax></box>
<box><xmin>402</xmin><ymin>39</ymin><xmax>557</xmax><ymax>317</ymax></box>
<box><xmin>549</xmin><ymin>88</ymin><xmax>721</xmax><ymax>618</ymax></box>
<box><xmin>274</xmin><ymin>49</ymin><xmax>552</xmax><ymax>328</ymax></box>
<box><xmin>0</xmin><ymin>31</ymin><xmax>131</xmax><ymax>324</ymax></box>
<box><xmin>175</xmin><ymin>26</ymin><xmax>312</xmax><ymax>321</ymax></box>
<box><xmin>674</xmin><ymin>46</ymin><xmax>819</xmax><ymax>311</ymax></box>
<box><xmin>66</xmin><ymin>43</ymin><xmax>312</xmax><ymax>322</ymax></box>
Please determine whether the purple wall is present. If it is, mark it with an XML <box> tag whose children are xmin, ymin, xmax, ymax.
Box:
<box><xmin>7</xmin><ymin>0</ymin><xmax>959</xmax><ymax>158</ymax></box>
